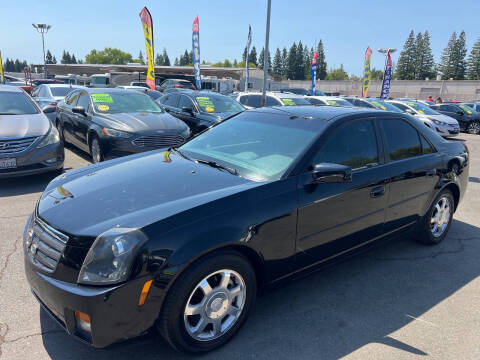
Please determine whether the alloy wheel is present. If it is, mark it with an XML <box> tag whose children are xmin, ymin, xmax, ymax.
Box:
<box><xmin>430</xmin><ymin>196</ymin><xmax>452</xmax><ymax>237</ymax></box>
<box><xmin>467</xmin><ymin>122</ymin><xmax>480</xmax><ymax>134</ymax></box>
<box><xmin>183</xmin><ymin>269</ymin><xmax>246</xmax><ymax>342</ymax></box>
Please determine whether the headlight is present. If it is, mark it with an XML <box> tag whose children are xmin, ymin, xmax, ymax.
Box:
<box><xmin>37</xmin><ymin>126</ymin><xmax>60</xmax><ymax>148</ymax></box>
<box><xmin>102</xmin><ymin>127</ymin><xmax>131</xmax><ymax>138</ymax></box>
<box><xmin>78</xmin><ymin>228</ymin><xmax>148</xmax><ymax>285</ymax></box>
<box><xmin>432</xmin><ymin>119</ymin><xmax>446</xmax><ymax>125</ymax></box>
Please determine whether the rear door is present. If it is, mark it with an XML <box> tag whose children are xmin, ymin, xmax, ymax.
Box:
<box><xmin>296</xmin><ymin>118</ymin><xmax>388</xmax><ymax>268</ymax></box>
<box><xmin>59</xmin><ymin>91</ymin><xmax>81</xmax><ymax>145</ymax></box>
<box><xmin>72</xmin><ymin>92</ymin><xmax>92</xmax><ymax>149</ymax></box>
<box><xmin>379</xmin><ymin>117</ymin><xmax>442</xmax><ymax>232</ymax></box>
<box><xmin>177</xmin><ymin>94</ymin><xmax>199</xmax><ymax>131</ymax></box>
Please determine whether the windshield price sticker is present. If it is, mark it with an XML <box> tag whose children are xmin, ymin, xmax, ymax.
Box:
<box><xmin>97</xmin><ymin>105</ymin><xmax>110</xmax><ymax>111</ymax></box>
<box><xmin>196</xmin><ymin>97</ymin><xmax>215</xmax><ymax>111</ymax></box>
<box><xmin>92</xmin><ymin>94</ymin><xmax>113</xmax><ymax>103</ymax></box>
<box><xmin>370</xmin><ymin>100</ymin><xmax>386</xmax><ymax>110</ymax></box>
<box><xmin>327</xmin><ymin>100</ymin><xmax>339</xmax><ymax>106</ymax></box>
<box><xmin>460</xmin><ymin>105</ymin><xmax>473</xmax><ymax>114</ymax></box>
<box><xmin>282</xmin><ymin>98</ymin><xmax>296</xmax><ymax>106</ymax></box>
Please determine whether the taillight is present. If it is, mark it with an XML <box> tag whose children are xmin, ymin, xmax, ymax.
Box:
<box><xmin>174</xmin><ymin>84</ymin><xmax>184</xmax><ymax>88</ymax></box>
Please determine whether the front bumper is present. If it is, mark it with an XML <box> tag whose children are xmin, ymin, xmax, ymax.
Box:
<box><xmin>0</xmin><ymin>141</ymin><xmax>64</xmax><ymax>178</ymax></box>
<box><xmin>434</xmin><ymin>124</ymin><xmax>460</xmax><ymax>138</ymax></box>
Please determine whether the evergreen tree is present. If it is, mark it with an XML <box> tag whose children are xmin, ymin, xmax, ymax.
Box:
<box><xmin>439</xmin><ymin>31</ymin><xmax>457</xmax><ymax>79</ymax></box>
<box><xmin>233</xmin><ymin>59</ymin><xmax>238</xmax><ymax>67</ymax></box>
<box><xmin>155</xmin><ymin>53</ymin><xmax>164</xmax><ymax>66</ymax></box>
<box><xmin>174</xmin><ymin>57</ymin><xmax>179</xmax><ymax>66</ymax></box>
<box><xmin>273</xmin><ymin>48</ymin><xmax>282</xmax><ymax>77</ymax></box>
<box><xmin>52</xmin><ymin>56</ymin><xmax>57</xmax><ymax>64</ymax></box>
<box><xmin>295</xmin><ymin>41</ymin><xmax>306</xmax><ymax>79</ymax></box>
<box><xmin>66</xmin><ymin>51</ymin><xmax>72</xmax><ymax>64</ymax></box>
<box><xmin>188</xmin><ymin>50</ymin><xmax>193</xmax><ymax>65</ymax></box>
<box><xmin>413</xmin><ymin>32</ymin><xmax>424</xmax><ymax>79</ymax></box>
<box><xmin>417</xmin><ymin>31</ymin><xmax>436</xmax><ymax>80</ymax></box>
<box><xmin>281</xmin><ymin>47</ymin><xmax>288</xmax><ymax>77</ymax></box>
<box><xmin>181</xmin><ymin>50</ymin><xmax>189</xmax><ymax>66</ymax></box>
<box><xmin>162</xmin><ymin>48</ymin><xmax>170</xmax><ymax>66</ymax></box>
<box><xmin>396</xmin><ymin>30</ymin><xmax>417</xmax><ymax>80</ymax></box>
<box><xmin>304</xmin><ymin>46</ymin><xmax>313</xmax><ymax>80</ymax></box>
<box><xmin>287</xmin><ymin>42</ymin><xmax>297</xmax><ymax>79</ymax></box>
<box><xmin>242</xmin><ymin>46</ymin><xmax>248</xmax><ymax>62</ymax></box>
<box><xmin>71</xmin><ymin>54</ymin><xmax>77</xmax><ymax>64</ymax></box>
<box><xmin>45</xmin><ymin>50</ymin><xmax>54</xmax><ymax>64</ymax></box>
<box><xmin>452</xmin><ymin>31</ymin><xmax>467</xmax><ymax>80</ymax></box>
<box><xmin>138</xmin><ymin>51</ymin><xmax>145</xmax><ymax>65</ymax></box>
<box><xmin>249</xmin><ymin>46</ymin><xmax>258</xmax><ymax>66</ymax></box>
<box><xmin>77</xmin><ymin>59</ymin><xmax>83</xmax><ymax>64</ymax></box>
<box><xmin>61</xmin><ymin>50</ymin><xmax>68</xmax><ymax>64</ymax></box>
<box><xmin>257</xmin><ymin>47</ymin><xmax>271</xmax><ymax>72</ymax></box>
<box><xmin>467</xmin><ymin>37</ymin><xmax>480</xmax><ymax>79</ymax></box>
<box><xmin>316</xmin><ymin>40</ymin><xmax>327</xmax><ymax>80</ymax></box>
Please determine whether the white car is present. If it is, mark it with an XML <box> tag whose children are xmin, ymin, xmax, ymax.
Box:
<box><xmin>387</xmin><ymin>100</ymin><xmax>460</xmax><ymax>138</ymax></box>
<box><xmin>305</xmin><ymin>96</ymin><xmax>353</xmax><ymax>107</ymax></box>
<box><xmin>232</xmin><ymin>91</ymin><xmax>311</xmax><ymax>108</ymax></box>
<box><xmin>116</xmin><ymin>85</ymin><xmax>149</xmax><ymax>92</ymax></box>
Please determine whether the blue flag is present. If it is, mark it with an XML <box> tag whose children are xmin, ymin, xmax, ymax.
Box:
<box><xmin>192</xmin><ymin>16</ymin><xmax>201</xmax><ymax>89</ymax></box>
<box><xmin>380</xmin><ymin>51</ymin><xmax>392</xmax><ymax>99</ymax></box>
<box><xmin>311</xmin><ymin>52</ymin><xmax>318</xmax><ymax>96</ymax></box>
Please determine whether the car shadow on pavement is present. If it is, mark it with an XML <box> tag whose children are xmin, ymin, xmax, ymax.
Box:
<box><xmin>0</xmin><ymin>172</ymin><xmax>60</xmax><ymax>198</ymax></box>
<box><xmin>40</xmin><ymin>219</ymin><xmax>480</xmax><ymax>359</ymax></box>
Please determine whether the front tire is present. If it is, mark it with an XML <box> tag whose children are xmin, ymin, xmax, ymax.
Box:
<box><xmin>415</xmin><ymin>189</ymin><xmax>454</xmax><ymax>245</ymax></box>
<box><xmin>158</xmin><ymin>251</ymin><xmax>257</xmax><ymax>353</ymax></box>
<box><xmin>89</xmin><ymin>135</ymin><xmax>104</xmax><ymax>163</ymax></box>
<box><xmin>466</xmin><ymin>121</ymin><xmax>480</xmax><ymax>134</ymax></box>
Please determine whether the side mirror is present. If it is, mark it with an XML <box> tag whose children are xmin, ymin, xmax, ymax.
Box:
<box><xmin>42</xmin><ymin>105</ymin><xmax>56</xmax><ymax>114</ymax></box>
<box><xmin>182</xmin><ymin>106</ymin><xmax>195</xmax><ymax>115</ymax></box>
<box><xmin>406</xmin><ymin>109</ymin><xmax>416</xmax><ymax>115</ymax></box>
<box><xmin>72</xmin><ymin>106</ymin><xmax>87</xmax><ymax>116</ymax></box>
<box><xmin>457</xmin><ymin>110</ymin><xmax>464</xmax><ymax>115</ymax></box>
<box><xmin>312</xmin><ymin>163</ymin><xmax>352</xmax><ymax>183</ymax></box>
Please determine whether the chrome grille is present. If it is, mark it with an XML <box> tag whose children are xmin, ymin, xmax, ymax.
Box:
<box><xmin>28</xmin><ymin>217</ymin><xmax>68</xmax><ymax>273</ymax></box>
<box><xmin>0</xmin><ymin>137</ymin><xmax>38</xmax><ymax>154</ymax></box>
<box><xmin>132</xmin><ymin>134</ymin><xmax>185</xmax><ymax>148</ymax></box>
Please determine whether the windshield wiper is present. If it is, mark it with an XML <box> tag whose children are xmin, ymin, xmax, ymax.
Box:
<box><xmin>168</xmin><ymin>147</ymin><xmax>191</xmax><ymax>160</ymax></box>
<box><xmin>194</xmin><ymin>158</ymin><xmax>238</xmax><ymax>176</ymax></box>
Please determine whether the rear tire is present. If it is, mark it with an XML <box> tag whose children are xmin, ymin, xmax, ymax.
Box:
<box><xmin>414</xmin><ymin>189</ymin><xmax>454</xmax><ymax>245</ymax></box>
<box><xmin>158</xmin><ymin>251</ymin><xmax>257</xmax><ymax>353</ymax></box>
<box><xmin>466</xmin><ymin>121</ymin><xmax>480</xmax><ymax>134</ymax></box>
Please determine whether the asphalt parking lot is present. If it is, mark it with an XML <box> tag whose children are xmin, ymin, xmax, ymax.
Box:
<box><xmin>1</xmin><ymin>137</ymin><xmax>480</xmax><ymax>360</ymax></box>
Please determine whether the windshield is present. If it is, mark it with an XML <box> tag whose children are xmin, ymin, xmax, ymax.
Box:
<box><xmin>195</xmin><ymin>94</ymin><xmax>244</xmax><ymax>114</ymax></box>
<box><xmin>459</xmin><ymin>104</ymin><xmax>474</xmax><ymax>114</ymax></box>
<box><xmin>91</xmin><ymin>92</ymin><xmax>163</xmax><ymax>114</ymax></box>
<box><xmin>50</xmin><ymin>87</ymin><xmax>74</xmax><ymax>97</ymax></box>
<box><xmin>314</xmin><ymin>90</ymin><xmax>326</xmax><ymax>96</ymax></box>
<box><xmin>280</xmin><ymin>97</ymin><xmax>310</xmax><ymax>106</ymax></box>
<box><xmin>180</xmin><ymin>112</ymin><xmax>320</xmax><ymax>181</ymax></box>
<box><xmin>0</xmin><ymin>92</ymin><xmax>39</xmax><ymax>115</ymax></box>
<box><xmin>91</xmin><ymin>77</ymin><xmax>107</xmax><ymax>85</ymax></box>
<box><xmin>324</xmin><ymin>99</ymin><xmax>352</xmax><ymax>107</ymax></box>
<box><xmin>406</xmin><ymin>102</ymin><xmax>439</xmax><ymax>115</ymax></box>
<box><xmin>367</xmin><ymin>99</ymin><xmax>403</xmax><ymax>112</ymax></box>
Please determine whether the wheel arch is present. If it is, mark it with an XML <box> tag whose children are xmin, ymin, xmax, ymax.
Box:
<box><xmin>442</xmin><ymin>182</ymin><xmax>460</xmax><ymax>211</ymax></box>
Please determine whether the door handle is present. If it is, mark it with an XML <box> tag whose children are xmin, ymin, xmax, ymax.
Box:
<box><xmin>370</xmin><ymin>186</ymin><xmax>385</xmax><ymax>198</ymax></box>
<box><xmin>426</xmin><ymin>169</ymin><xmax>436</xmax><ymax>177</ymax></box>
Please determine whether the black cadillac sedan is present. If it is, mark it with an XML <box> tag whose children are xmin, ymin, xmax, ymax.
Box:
<box><xmin>24</xmin><ymin>106</ymin><xmax>468</xmax><ymax>353</ymax></box>
<box><xmin>55</xmin><ymin>88</ymin><xmax>191</xmax><ymax>162</ymax></box>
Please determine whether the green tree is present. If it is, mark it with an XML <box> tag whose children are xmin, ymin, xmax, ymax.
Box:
<box><xmin>174</xmin><ymin>57</ymin><xmax>179</xmax><ymax>66</ymax></box>
<box><xmin>242</xmin><ymin>46</ymin><xmax>248</xmax><ymax>62</ymax></box>
<box><xmin>281</xmin><ymin>47</ymin><xmax>288</xmax><ymax>77</ymax></box>
<box><xmin>233</xmin><ymin>59</ymin><xmax>238</xmax><ymax>67</ymax></box>
<box><xmin>249</xmin><ymin>46</ymin><xmax>258</xmax><ymax>66</ymax></box>
<box><xmin>438</xmin><ymin>32</ymin><xmax>457</xmax><ymax>79</ymax></box>
<box><xmin>295</xmin><ymin>41</ymin><xmax>305</xmax><ymax>80</ymax></box>
<box><xmin>396</xmin><ymin>30</ymin><xmax>416</xmax><ymax>80</ymax></box>
<box><xmin>45</xmin><ymin>50</ymin><xmax>54</xmax><ymax>64</ymax></box>
<box><xmin>71</xmin><ymin>54</ymin><xmax>77</xmax><ymax>64</ymax></box>
<box><xmin>326</xmin><ymin>65</ymin><xmax>348</xmax><ymax>80</ymax></box>
<box><xmin>137</xmin><ymin>51</ymin><xmax>145</xmax><ymax>65</ymax></box>
<box><xmin>85</xmin><ymin>48</ymin><xmax>133</xmax><ymax>64</ymax></box>
<box><xmin>273</xmin><ymin>47</ymin><xmax>282</xmax><ymax>77</ymax></box>
<box><xmin>371</xmin><ymin>68</ymin><xmax>384</xmax><ymax>80</ymax></box>
<box><xmin>286</xmin><ymin>42</ymin><xmax>297</xmax><ymax>79</ymax></box>
<box><xmin>155</xmin><ymin>54</ymin><xmax>164</xmax><ymax>66</ymax></box>
<box><xmin>52</xmin><ymin>55</ymin><xmax>57</xmax><ymax>64</ymax></box>
<box><xmin>467</xmin><ymin>37</ymin><xmax>480</xmax><ymax>79</ymax></box>
<box><xmin>316</xmin><ymin>40</ymin><xmax>327</xmax><ymax>80</ymax></box>
<box><xmin>162</xmin><ymin>48</ymin><xmax>171</xmax><ymax>66</ymax></box>
<box><xmin>416</xmin><ymin>31</ymin><xmax>436</xmax><ymax>80</ymax></box>
<box><xmin>258</xmin><ymin>47</ymin><xmax>271</xmax><ymax>72</ymax></box>
<box><xmin>452</xmin><ymin>31</ymin><xmax>467</xmax><ymax>80</ymax></box>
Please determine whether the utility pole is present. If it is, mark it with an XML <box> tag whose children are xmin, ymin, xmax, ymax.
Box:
<box><xmin>261</xmin><ymin>0</ymin><xmax>271</xmax><ymax>107</ymax></box>
<box><xmin>32</xmin><ymin>24</ymin><xmax>52</xmax><ymax>78</ymax></box>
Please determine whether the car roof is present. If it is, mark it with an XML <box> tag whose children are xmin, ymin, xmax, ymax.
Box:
<box><xmin>166</xmin><ymin>89</ymin><xmax>227</xmax><ymax>97</ymax></box>
<box><xmin>84</xmin><ymin>88</ymin><xmax>143</xmax><ymax>94</ymax></box>
<box><xmin>0</xmin><ymin>85</ymin><xmax>24</xmax><ymax>92</ymax></box>
<box><xmin>308</xmin><ymin>96</ymin><xmax>349</xmax><ymax>101</ymax></box>
<box><xmin>235</xmin><ymin>91</ymin><xmax>306</xmax><ymax>98</ymax></box>
<box><xmin>250</xmin><ymin>104</ymin><xmax>377</xmax><ymax>121</ymax></box>
<box><xmin>44</xmin><ymin>84</ymin><xmax>85</xmax><ymax>89</ymax></box>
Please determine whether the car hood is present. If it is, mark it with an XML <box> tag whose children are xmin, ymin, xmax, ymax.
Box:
<box><xmin>99</xmin><ymin>112</ymin><xmax>189</xmax><ymax>133</ymax></box>
<box><xmin>37</xmin><ymin>151</ymin><xmax>260</xmax><ymax>237</ymax></box>
<box><xmin>0</xmin><ymin>113</ymin><xmax>50</xmax><ymax>138</ymax></box>
<box><xmin>201</xmin><ymin>111</ymin><xmax>240</xmax><ymax>122</ymax></box>
<box><xmin>427</xmin><ymin>114</ymin><xmax>459</xmax><ymax>125</ymax></box>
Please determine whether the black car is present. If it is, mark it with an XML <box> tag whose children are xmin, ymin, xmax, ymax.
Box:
<box><xmin>279</xmin><ymin>87</ymin><xmax>310</xmax><ymax>95</ymax></box>
<box><xmin>157</xmin><ymin>89</ymin><xmax>245</xmax><ymax>134</ymax></box>
<box><xmin>55</xmin><ymin>88</ymin><xmax>191</xmax><ymax>162</ymax></box>
<box><xmin>157</xmin><ymin>79</ymin><xmax>196</xmax><ymax>92</ymax></box>
<box><xmin>430</xmin><ymin>103</ymin><xmax>480</xmax><ymax>134</ymax></box>
<box><xmin>343</xmin><ymin>96</ymin><xmax>377</xmax><ymax>108</ymax></box>
<box><xmin>24</xmin><ymin>106</ymin><xmax>468</xmax><ymax>353</ymax></box>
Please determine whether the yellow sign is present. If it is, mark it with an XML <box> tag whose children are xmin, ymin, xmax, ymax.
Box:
<box><xmin>140</xmin><ymin>7</ymin><xmax>156</xmax><ymax>90</ymax></box>
<box><xmin>92</xmin><ymin>94</ymin><xmax>113</xmax><ymax>103</ymax></box>
<box><xmin>281</xmin><ymin>98</ymin><xmax>296</xmax><ymax>106</ymax></box>
<box><xmin>97</xmin><ymin>105</ymin><xmax>110</xmax><ymax>111</ymax></box>
<box><xmin>0</xmin><ymin>51</ymin><xmax>4</xmax><ymax>83</ymax></box>
<box><xmin>362</xmin><ymin>47</ymin><xmax>372</xmax><ymax>98</ymax></box>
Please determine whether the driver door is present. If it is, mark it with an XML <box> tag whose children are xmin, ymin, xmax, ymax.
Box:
<box><xmin>296</xmin><ymin>118</ymin><xmax>389</xmax><ymax>269</ymax></box>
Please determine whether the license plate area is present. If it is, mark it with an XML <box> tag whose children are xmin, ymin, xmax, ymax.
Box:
<box><xmin>0</xmin><ymin>158</ymin><xmax>17</xmax><ymax>169</ymax></box>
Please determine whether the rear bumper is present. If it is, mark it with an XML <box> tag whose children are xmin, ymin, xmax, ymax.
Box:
<box><xmin>0</xmin><ymin>141</ymin><xmax>64</xmax><ymax>178</ymax></box>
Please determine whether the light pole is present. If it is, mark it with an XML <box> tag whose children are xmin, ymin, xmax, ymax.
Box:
<box><xmin>261</xmin><ymin>0</ymin><xmax>271</xmax><ymax>107</ymax></box>
<box><xmin>32</xmin><ymin>23</ymin><xmax>51</xmax><ymax>78</ymax></box>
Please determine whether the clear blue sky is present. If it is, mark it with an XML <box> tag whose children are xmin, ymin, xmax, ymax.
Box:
<box><xmin>2</xmin><ymin>0</ymin><xmax>480</xmax><ymax>76</ymax></box>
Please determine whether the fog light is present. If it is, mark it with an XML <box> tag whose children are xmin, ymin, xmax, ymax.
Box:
<box><xmin>45</xmin><ymin>158</ymin><xmax>57</xmax><ymax>164</ymax></box>
<box><xmin>74</xmin><ymin>310</ymin><xmax>91</xmax><ymax>333</ymax></box>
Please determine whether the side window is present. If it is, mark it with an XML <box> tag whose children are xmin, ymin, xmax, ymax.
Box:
<box><xmin>247</xmin><ymin>95</ymin><xmax>262</xmax><ymax>108</ymax></box>
<box><xmin>76</xmin><ymin>92</ymin><xmax>91</xmax><ymax>112</ymax></box>
<box><xmin>178</xmin><ymin>95</ymin><xmax>195</xmax><ymax>110</ymax></box>
<box><xmin>307</xmin><ymin>98</ymin><xmax>325</xmax><ymax>106</ymax></box>
<box><xmin>66</xmin><ymin>91</ymin><xmax>80</xmax><ymax>106</ymax></box>
<box><xmin>163</xmin><ymin>94</ymin><xmax>180</xmax><ymax>107</ymax></box>
<box><xmin>238</xmin><ymin>96</ymin><xmax>248</xmax><ymax>105</ymax></box>
<box><xmin>382</xmin><ymin>119</ymin><xmax>422</xmax><ymax>161</ymax></box>
<box><xmin>393</xmin><ymin>103</ymin><xmax>409</xmax><ymax>112</ymax></box>
<box><xmin>314</xmin><ymin>120</ymin><xmax>379</xmax><ymax>170</ymax></box>
<box><xmin>265</xmin><ymin>96</ymin><xmax>282</xmax><ymax>106</ymax></box>
<box><xmin>37</xmin><ymin>86</ymin><xmax>46</xmax><ymax>98</ymax></box>
<box><xmin>420</xmin><ymin>135</ymin><xmax>436</xmax><ymax>154</ymax></box>
<box><xmin>440</xmin><ymin>105</ymin><xmax>453</xmax><ymax>112</ymax></box>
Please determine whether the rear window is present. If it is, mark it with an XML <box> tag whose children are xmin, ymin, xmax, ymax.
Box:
<box><xmin>280</xmin><ymin>97</ymin><xmax>310</xmax><ymax>106</ymax></box>
<box><xmin>50</xmin><ymin>87</ymin><xmax>74</xmax><ymax>97</ymax></box>
<box><xmin>0</xmin><ymin>91</ymin><xmax>39</xmax><ymax>115</ymax></box>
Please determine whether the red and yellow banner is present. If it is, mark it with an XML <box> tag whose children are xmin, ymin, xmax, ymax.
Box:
<box><xmin>139</xmin><ymin>7</ymin><xmax>155</xmax><ymax>90</ymax></box>
<box><xmin>0</xmin><ymin>51</ymin><xmax>4</xmax><ymax>84</ymax></box>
